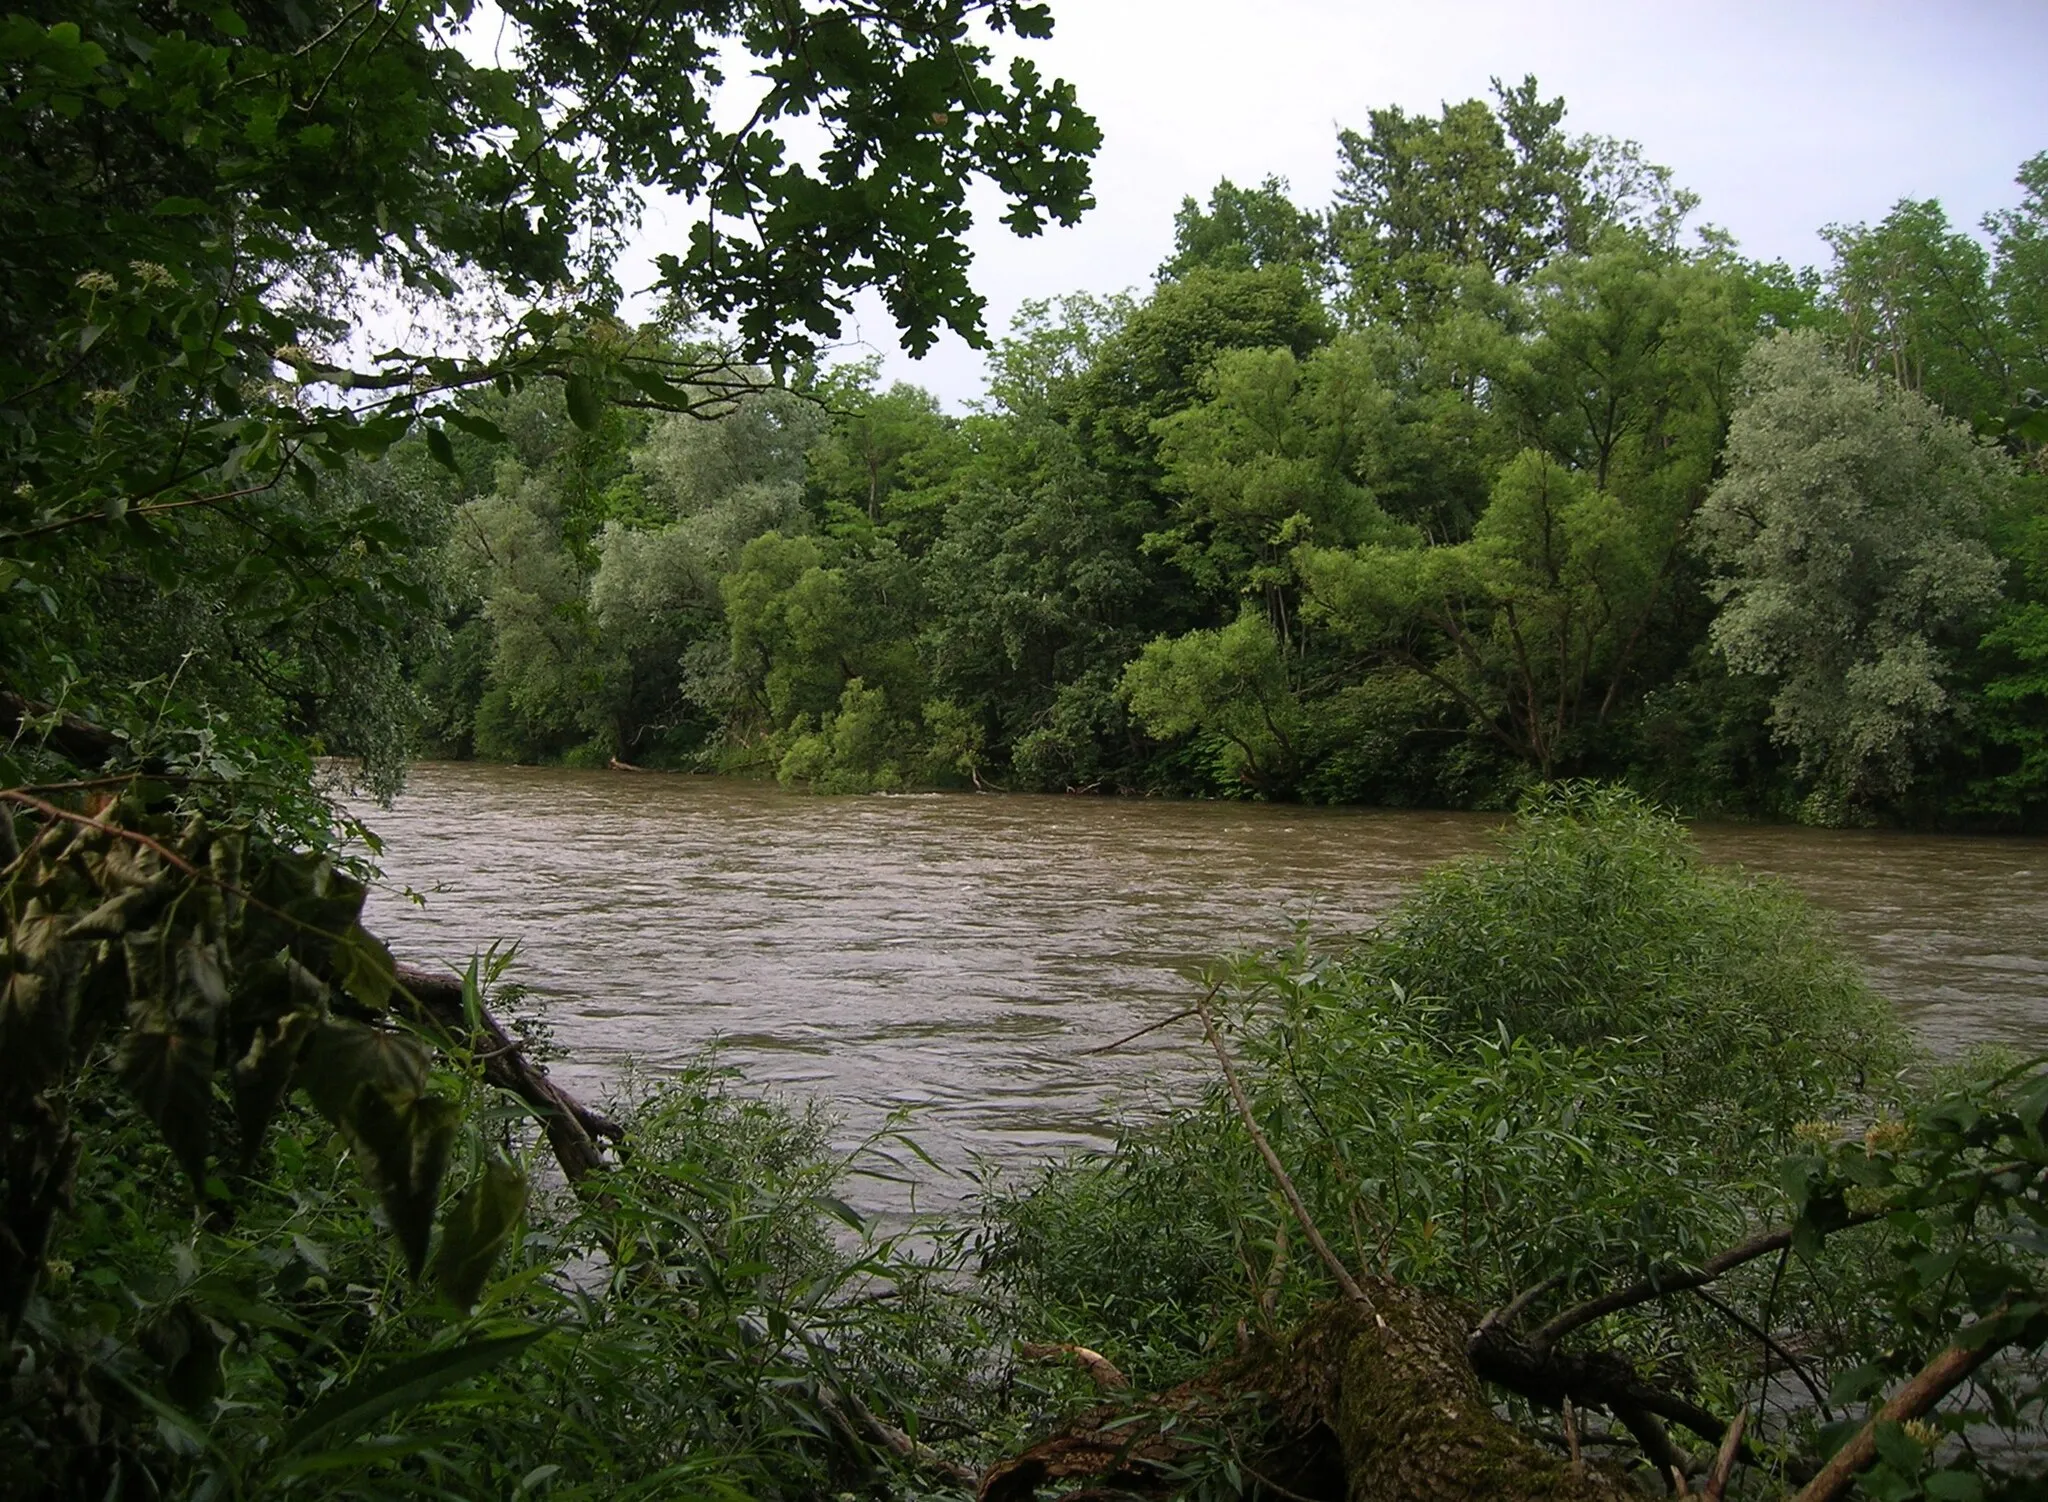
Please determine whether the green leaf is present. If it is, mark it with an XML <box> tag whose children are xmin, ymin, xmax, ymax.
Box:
<box><xmin>442</xmin><ymin>411</ymin><xmax>507</xmax><ymax>443</ymax></box>
<box><xmin>280</xmin><ymin>1330</ymin><xmax>548</xmax><ymax>1455</ymax></box>
<box><xmin>117</xmin><ymin>1018</ymin><xmax>218</xmax><ymax>1188</ymax></box>
<box><xmin>1828</xmin><ymin>1361</ymin><xmax>1890</xmax><ymax>1406</ymax></box>
<box><xmin>231</xmin><ymin>1008</ymin><xmax>321</xmax><ymax>1163</ymax></box>
<box><xmin>271</xmin><ymin>1433</ymin><xmax>463</xmax><ymax>1480</ymax></box>
<box><xmin>297</xmin><ymin>1018</ymin><xmax>426</xmax><ymax>1120</ymax></box>
<box><xmin>2009</xmin><ymin>1069</ymin><xmax>2048</xmax><ymax>1134</ymax></box>
<box><xmin>563</xmin><ymin>373</ymin><xmax>602</xmax><ymax>430</ymax></box>
<box><xmin>345</xmin><ymin>1085</ymin><xmax>460</xmax><ymax>1274</ymax></box>
<box><xmin>425</xmin><ymin>424</ymin><xmax>458</xmax><ymax>472</ymax></box>
<box><xmin>1871</xmin><ymin>1419</ymin><xmax>1924</xmax><ymax>1475</ymax></box>
<box><xmin>139</xmin><ymin>1301</ymin><xmax>225</xmax><ymax>1413</ymax></box>
<box><xmin>1924</xmin><ymin>1470</ymin><xmax>1986</xmax><ymax>1501</ymax></box>
<box><xmin>152</xmin><ymin>196</ymin><xmax>211</xmax><ymax>217</ymax></box>
<box><xmin>332</xmin><ymin>922</ymin><xmax>396</xmax><ymax>1011</ymax></box>
<box><xmin>430</xmin><ymin>1158</ymin><xmax>529</xmax><ymax>1310</ymax></box>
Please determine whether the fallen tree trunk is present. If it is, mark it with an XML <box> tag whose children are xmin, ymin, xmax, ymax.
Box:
<box><xmin>394</xmin><ymin>962</ymin><xmax>623</xmax><ymax>1182</ymax></box>
<box><xmin>981</xmin><ymin>1280</ymin><xmax>1641</xmax><ymax>1502</ymax></box>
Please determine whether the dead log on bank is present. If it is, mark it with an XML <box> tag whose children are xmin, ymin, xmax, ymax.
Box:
<box><xmin>982</xmin><ymin>1281</ymin><xmax>1642</xmax><ymax>1502</ymax></box>
<box><xmin>393</xmin><ymin>962</ymin><xmax>623</xmax><ymax>1182</ymax></box>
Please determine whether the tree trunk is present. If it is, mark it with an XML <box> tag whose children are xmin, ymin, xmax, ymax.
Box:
<box><xmin>981</xmin><ymin>1281</ymin><xmax>1639</xmax><ymax>1502</ymax></box>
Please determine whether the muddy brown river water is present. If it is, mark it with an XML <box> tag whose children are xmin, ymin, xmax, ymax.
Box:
<box><xmin>357</xmin><ymin>764</ymin><xmax>2048</xmax><ymax>1201</ymax></box>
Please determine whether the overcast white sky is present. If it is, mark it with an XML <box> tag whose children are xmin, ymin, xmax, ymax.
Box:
<box><xmin>619</xmin><ymin>0</ymin><xmax>2048</xmax><ymax>408</ymax></box>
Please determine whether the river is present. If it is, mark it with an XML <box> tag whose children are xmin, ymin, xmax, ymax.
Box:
<box><xmin>358</xmin><ymin>764</ymin><xmax>2048</xmax><ymax>1200</ymax></box>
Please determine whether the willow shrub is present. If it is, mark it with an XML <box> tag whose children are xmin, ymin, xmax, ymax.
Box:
<box><xmin>1363</xmin><ymin>782</ymin><xmax>1907</xmax><ymax>1145</ymax></box>
<box><xmin>981</xmin><ymin>784</ymin><xmax>1909</xmax><ymax>1387</ymax></box>
<box><xmin>10</xmin><ymin>1053</ymin><xmax>1002</xmax><ymax>1500</ymax></box>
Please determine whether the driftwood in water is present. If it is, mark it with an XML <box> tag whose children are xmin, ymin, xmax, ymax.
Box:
<box><xmin>393</xmin><ymin>962</ymin><xmax>623</xmax><ymax>1182</ymax></box>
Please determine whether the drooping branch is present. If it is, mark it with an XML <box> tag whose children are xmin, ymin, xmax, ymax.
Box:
<box><xmin>1530</xmin><ymin>1211</ymin><xmax>1886</xmax><ymax>1352</ymax></box>
<box><xmin>1192</xmin><ymin>990</ymin><xmax>1368</xmax><ymax>1305</ymax></box>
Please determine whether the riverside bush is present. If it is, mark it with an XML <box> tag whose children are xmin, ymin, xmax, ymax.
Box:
<box><xmin>8</xmin><ymin>1048</ymin><xmax>1002</xmax><ymax>1500</ymax></box>
<box><xmin>982</xmin><ymin>786</ymin><xmax>1909</xmax><ymax>1388</ymax></box>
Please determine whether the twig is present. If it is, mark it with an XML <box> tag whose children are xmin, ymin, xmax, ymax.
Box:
<box><xmin>1791</xmin><ymin>1314</ymin><xmax>2014</xmax><ymax>1502</ymax></box>
<box><xmin>1563</xmin><ymin>1395</ymin><xmax>1582</xmax><ymax>1474</ymax></box>
<box><xmin>1084</xmin><ymin>1006</ymin><xmax>1199</xmax><ymax>1055</ymax></box>
<box><xmin>1192</xmin><ymin>989</ymin><xmax>1367</xmax><ymax>1304</ymax></box>
<box><xmin>1690</xmin><ymin>1285</ymin><xmax>1831</xmax><ymax>1418</ymax></box>
<box><xmin>1702</xmin><ymin>1409</ymin><xmax>1746</xmax><ymax>1502</ymax></box>
<box><xmin>1533</xmin><ymin>1211</ymin><xmax>1886</xmax><ymax>1352</ymax></box>
<box><xmin>1470</xmin><ymin>1272</ymin><xmax>1566</xmax><ymax>1354</ymax></box>
<box><xmin>1612</xmin><ymin>1402</ymin><xmax>1689</xmax><ymax>1494</ymax></box>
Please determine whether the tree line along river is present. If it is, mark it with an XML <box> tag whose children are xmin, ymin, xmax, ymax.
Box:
<box><xmin>357</xmin><ymin>763</ymin><xmax>2048</xmax><ymax>1206</ymax></box>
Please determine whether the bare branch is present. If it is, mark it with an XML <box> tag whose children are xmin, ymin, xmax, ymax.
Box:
<box><xmin>1533</xmin><ymin>1212</ymin><xmax>1885</xmax><ymax>1352</ymax></box>
<box><xmin>1792</xmin><ymin>1314</ymin><xmax>2014</xmax><ymax>1502</ymax></box>
<box><xmin>1192</xmin><ymin>989</ymin><xmax>1368</xmax><ymax>1305</ymax></box>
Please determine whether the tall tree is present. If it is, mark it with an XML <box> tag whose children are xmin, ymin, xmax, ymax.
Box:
<box><xmin>1331</xmin><ymin>75</ymin><xmax>1593</xmax><ymax>326</ymax></box>
<box><xmin>1149</xmin><ymin>338</ymin><xmax>1402</xmax><ymax>641</ymax></box>
<box><xmin>1159</xmin><ymin>176</ymin><xmax>1327</xmax><ymax>280</ymax></box>
<box><xmin>1824</xmin><ymin>198</ymin><xmax>2008</xmax><ymax>420</ymax></box>
<box><xmin>1697</xmin><ymin>331</ymin><xmax>2011</xmax><ymax>810</ymax></box>
<box><xmin>1301</xmin><ymin>449</ymin><xmax>1668</xmax><ymax>777</ymax></box>
<box><xmin>0</xmin><ymin>0</ymin><xmax>1098</xmax><ymax>767</ymax></box>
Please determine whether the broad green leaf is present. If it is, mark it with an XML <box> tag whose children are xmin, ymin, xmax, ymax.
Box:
<box><xmin>279</xmin><ymin>1330</ymin><xmax>548</xmax><ymax>1455</ymax></box>
<box><xmin>0</xmin><ymin>967</ymin><xmax>73</xmax><ymax>1099</ymax></box>
<box><xmin>297</xmin><ymin>1018</ymin><xmax>427</xmax><ymax>1121</ymax></box>
<box><xmin>1924</xmin><ymin>1470</ymin><xmax>1987</xmax><ymax>1501</ymax></box>
<box><xmin>1828</xmin><ymin>1361</ymin><xmax>1890</xmax><ymax>1406</ymax></box>
<box><xmin>442</xmin><ymin>410</ymin><xmax>507</xmax><ymax>443</ymax></box>
<box><xmin>1871</xmin><ymin>1419</ymin><xmax>1924</xmax><ymax>1475</ymax></box>
<box><xmin>430</xmin><ymin>1158</ymin><xmax>530</xmax><ymax>1310</ymax></box>
<box><xmin>117</xmin><ymin>1018</ymin><xmax>217</xmax><ymax>1188</ymax></box>
<box><xmin>332</xmin><ymin>923</ymin><xmax>396</xmax><ymax>1011</ymax></box>
<box><xmin>425</xmin><ymin>425</ymin><xmax>458</xmax><ymax>472</ymax></box>
<box><xmin>335</xmin><ymin>1084</ymin><xmax>460</xmax><ymax>1274</ymax></box>
<box><xmin>231</xmin><ymin>1007</ymin><xmax>321</xmax><ymax>1162</ymax></box>
<box><xmin>563</xmin><ymin>373</ymin><xmax>602</xmax><ymax>430</ymax></box>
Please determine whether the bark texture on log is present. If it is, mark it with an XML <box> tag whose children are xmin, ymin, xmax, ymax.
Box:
<box><xmin>394</xmin><ymin>962</ymin><xmax>623</xmax><ymax>1182</ymax></box>
<box><xmin>982</xmin><ymin>1280</ymin><xmax>1638</xmax><ymax>1502</ymax></box>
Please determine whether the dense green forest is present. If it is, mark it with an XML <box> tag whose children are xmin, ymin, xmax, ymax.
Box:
<box><xmin>8</xmin><ymin>1</ymin><xmax>2048</xmax><ymax>1498</ymax></box>
<box><xmin>307</xmin><ymin>82</ymin><xmax>2046</xmax><ymax>826</ymax></box>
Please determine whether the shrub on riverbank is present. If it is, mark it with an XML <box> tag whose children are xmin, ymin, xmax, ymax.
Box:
<box><xmin>7</xmin><ymin>1045</ymin><xmax>1003</xmax><ymax>1499</ymax></box>
<box><xmin>981</xmin><ymin>787</ymin><xmax>1909</xmax><ymax>1392</ymax></box>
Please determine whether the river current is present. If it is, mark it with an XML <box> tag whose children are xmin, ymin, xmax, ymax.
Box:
<box><xmin>357</xmin><ymin>764</ymin><xmax>2048</xmax><ymax>1199</ymax></box>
